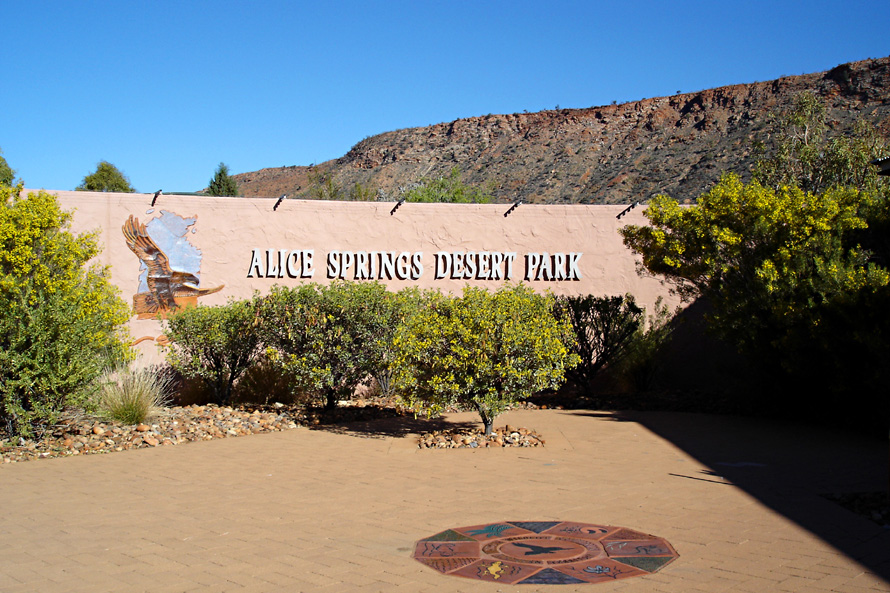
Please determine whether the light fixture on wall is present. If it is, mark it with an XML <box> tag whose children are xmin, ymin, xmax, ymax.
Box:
<box><xmin>872</xmin><ymin>157</ymin><xmax>890</xmax><ymax>176</ymax></box>
<box><xmin>390</xmin><ymin>198</ymin><xmax>406</xmax><ymax>216</ymax></box>
<box><xmin>150</xmin><ymin>189</ymin><xmax>162</xmax><ymax>207</ymax></box>
<box><xmin>273</xmin><ymin>194</ymin><xmax>287</xmax><ymax>211</ymax></box>
<box><xmin>504</xmin><ymin>198</ymin><xmax>522</xmax><ymax>217</ymax></box>
<box><xmin>616</xmin><ymin>201</ymin><xmax>639</xmax><ymax>219</ymax></box>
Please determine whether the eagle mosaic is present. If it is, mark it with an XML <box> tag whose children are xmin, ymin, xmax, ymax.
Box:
<box><xmin>123</xmin><ymin>213</ymin><xmax>223</xmax><ymax>319</ymax></box>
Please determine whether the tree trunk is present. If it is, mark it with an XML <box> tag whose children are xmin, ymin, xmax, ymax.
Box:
<box><xmin>473</xmin><ymin>400</ymin><xmax>495</xmax><ymax>436</ymax></box>
<box><xmin>325</xmin><ymin>390</ymin><xmax>337</xmax><ymax>410</ymax></box>
<box><xmin>483</xmin><ymin>418</ymin><xmax>494</xmax><ymax>437</ymax></box>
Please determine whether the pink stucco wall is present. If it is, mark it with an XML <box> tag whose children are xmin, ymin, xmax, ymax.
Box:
<box><xmin>37</xmin><ymin>189</ymin><xmax>677</xmax><ymax>363</ymax></box>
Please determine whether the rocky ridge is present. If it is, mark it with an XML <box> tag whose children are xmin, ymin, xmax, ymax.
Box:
<box><xmin>235</xmin><ymin>57</ymin><xmax>890</xmax><ymax>205</ymax></box>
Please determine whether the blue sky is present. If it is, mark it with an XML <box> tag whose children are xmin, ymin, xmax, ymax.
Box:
<box><xmin>4</xmin><ymin>0</ymin><xmax>889</xmax><ymax>194</ymax></box>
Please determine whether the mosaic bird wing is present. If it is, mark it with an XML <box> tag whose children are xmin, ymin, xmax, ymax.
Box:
<box><xmin>122</xmin><ymin>215</ymin><xmax>176</xmax><ymax>310</ymax></box>
<box><xmin>172</xmin><ymin>274</ymin><xmax>225</xmax><ymax>298</ymax></box>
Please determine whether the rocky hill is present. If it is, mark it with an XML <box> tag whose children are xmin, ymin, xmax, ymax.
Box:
<box><xmin>234</xmin><ymin>57</ymin><xmax>890</xmax><ymax>204</ymax></box>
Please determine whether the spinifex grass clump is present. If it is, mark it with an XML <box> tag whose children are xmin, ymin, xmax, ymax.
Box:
<box><xmin>97</xmin><ymin>367</ymin><xmax>172</xmax><ymax>425</ymax></box>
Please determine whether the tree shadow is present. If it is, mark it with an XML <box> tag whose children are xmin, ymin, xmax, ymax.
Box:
<box><xmin>309</xmin><ymin>413</ymin><xmax>481</xmax><ymax>440</ymax></box>
<box><xmin>559</xmin><ymin>410</ymin><xmax>635</xmax><ymax>422</ymax></box>
<box><xmin>612</xmin><ymin>409</ymin><xmax>890</xmax><ymax>581</ymax></box>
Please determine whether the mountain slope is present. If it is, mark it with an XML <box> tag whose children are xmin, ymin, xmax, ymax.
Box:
<box><xmin>234</xmin><ymin>57</ymin><xmax>890</xmax><ymax>204</ymax></box>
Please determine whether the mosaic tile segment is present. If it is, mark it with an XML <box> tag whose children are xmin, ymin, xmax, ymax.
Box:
<box><xmin>508</xmin><ymin>521</ymin><xmax>562</xmax><ymax>533</ymax></box>
<box><xmin>452</xmin><ymin>559</ymin><xmax>540</xmax><ymax>584</ymax></box>
<box><xmin>519</xmin><ymin>567</ymin><xmax>588</xmax><ymax>584</ymax></box>
<box><xmin>415</xmin><ymin>557</ymin><xmax>477</xmax><ymax>574</ymax></box>
<box><xmin>413</xmin><ymin>521</ymin><xmax>678</xmax><ymax>585</ymax></box>
<box><xmin>414</xmin><ymin>540</ymin><xmax>479</xmax><ymax>559</ymax></box>
<box><xmin>421</xmin><ymin>529</ymin><xmax>475</xmax><ymax>542</ymax></box>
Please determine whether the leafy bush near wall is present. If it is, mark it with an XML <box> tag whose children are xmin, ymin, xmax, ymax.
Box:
<box><xmin>611</xmin><ymin>298</ymin><xmax>678</xmax><ymax>392</ymax></box>
<box><xmin>161</xmin><ymin>282</ymin><xmax>680</xmax><ymax>424</ymax></box>
<box><xmin>394</xmin><ymin>284</ymin><xmax>578</xmax><ymax>434</ymax></box>
<box><xmin>554</xmin><ymin>294</ymin><xmax>644</xmax><ymax>391</ymax></box>
<box><xmin>164</xmin><ymin>297</ymin><xmax>265</xmax><ymax>406</ymax></box>
<box><xmin>259</xmin><ymin>281</ymin><xmax>401</xmax><ymax>410</ymax></box>
<box><xmin>0</xmin><ymin>183</ymin><xmax>131</xmax><ymax>437</ymax></box>
<box><xmin>365</xmin><ymin>287</ymin><xmax>427</xmax><ymax>398</ymax></box>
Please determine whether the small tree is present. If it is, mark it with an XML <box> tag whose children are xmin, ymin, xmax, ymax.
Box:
<box><xmin>0</xmin><ymin>183</ymin><xmax>131</xmax><ymax>436</ymax></box>
<box><xmin>76</xmin><ymin>161</ymin><xmax>135</xmax><ymax>192</ymax></box>
<box><xmin>555</xmin><ymin>294</ymin><xmax>643</xmax><ymax>390</ymax></box>
<box><xmin>753</xmin><ymin>92</ymin><xmax>889</xmax><ymax>195</ymax></box>
<box><xmin>207</xmin><ymin>162</ymin><xmax>239</xmax><ymax>197</ymax></box>
<box><xmin>305</xmin><ymin>167</ymin><xmax>341</xmax><ymax>200</ymax></box>
<box><xmin>621</xmin><ymin>174</ymin><xmax>888</xmax><ymax>353</ymax></box>
<box><xmin>0</xmin><ymin>148</ymin><xmax>14</xmax><ymax>186</ymax></box>
<box><xmin>402</xmin><ymin>167</ymin><xmax>494</xmax><ymax>203</ymax></box>
<box><xmin>395</xmin><ymin>284</ymin><xmax>578</xmax><ymax>435</ymax></box>
<box><xmin>260</xmin><ymin>281</ymin><xmax>393</xmax><ymax>409</ymax></box>
<box><xmin>164</xmin><ymin>297</ymin><xmax>264</xmax><ymax>406</ymax></box>
<box><xmin>621</xmin><ymin>174</ymin><xmax>890</xmax><ymax>427</ymax></box>
<box><xmin>303</xmin><ymin>167</ymin><xmax>376</xmax><ymax>201</ymax></box>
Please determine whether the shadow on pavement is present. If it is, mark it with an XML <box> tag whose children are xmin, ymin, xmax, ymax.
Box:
<box><xmin>601</xmin><ymin>409</ymin><xmax>890</xmax><ymax>581</ymax></box>
<box><xmin>309</xmin><ymin>414</ymin><xmax>480</xmax><ymax>439</ymax></box>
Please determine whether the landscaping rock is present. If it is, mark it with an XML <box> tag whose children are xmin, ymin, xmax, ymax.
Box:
<box><xmin>418</xmin><ymin>425</ymin><xmax>545</xmax><ymax>449</ymax></box>
<box><xmin>0</xmin><ymin>397</ymin><xmax>545</xmax><ymax>463</ymax></box>
<box><xmin>0</xmin><ymin>403</ymin><xmax>309</xmax><ymax>464</ymax></box>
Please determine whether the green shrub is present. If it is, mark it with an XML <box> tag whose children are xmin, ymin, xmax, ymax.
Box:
<box><xmin>165</xmin><ymin>297</ymin><xmax>264</xmax><ymax>406</ymax></box>
<box><xmin>612</xmin><ymin>298</ymin><xmax>678</xmax><ymax>392</ymax></box>
<box><xmin>96</xmin><ymin>367</ymin><xmax>172</xmax><ymax>424</ymax></box>
<box><xmin>260</xmin><ymin>281</ymin><xmax>397</xmax><ymax>409</ymax></box>
<box><xmin>402</xmin><ymin>167</ymin><xmax>494</xmax><ymax>203</ymax></box>
<box><xmin>394</xmin><ymin>284</ymin><xmax>578</xmax><ymax>435</ymax></box>
<box><xmin>365</xmin><ymin>287</ymin><xmax>426</xmax><ymax>399</ymax></box>
<box><xmin>0</xmin><ymin>184</ymin><xmax>131</xmax><ymax>437</ymax></box>
<box><xmin>555</xmin><ymin>294</ymin><xmax>643</xmax><ymax>391</ymax></box>
<box><xmin>231</xmin><ymin>354</ymin><xmax>307</xmax><ymax>406</ymax></box>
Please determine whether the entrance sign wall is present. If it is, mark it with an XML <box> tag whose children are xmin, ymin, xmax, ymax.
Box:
<box><xmin>42</xmin><ymin>190</ymin><xmax>676</xmax><ymax>362</ymax></box>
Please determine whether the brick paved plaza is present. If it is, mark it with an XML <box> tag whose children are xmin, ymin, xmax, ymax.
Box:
<box><xmin>1</xmin><ymin>408</ymin><xmax>888</xmax><ymax>592</ymax></box>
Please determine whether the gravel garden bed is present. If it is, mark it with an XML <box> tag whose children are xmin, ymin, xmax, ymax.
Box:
<box><xmin>417</xmin><ymin>424</ymin><xmax>544</xmax><ymax>448</ymax></box>
<box><xmin>0</xmin><ymin>398</ymin><xmax>545</xmax><ymax>464</ymax></box>
<box><xmin>1</xmin><ymin>404</ymin><xmax>305</xmax><ymax>464</ymax></box>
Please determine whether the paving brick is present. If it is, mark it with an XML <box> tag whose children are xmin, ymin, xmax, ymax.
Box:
<box><xmin>1</xmin><ymin>408</ymin><xmax>888</xmax><ymax>592</ymax></box>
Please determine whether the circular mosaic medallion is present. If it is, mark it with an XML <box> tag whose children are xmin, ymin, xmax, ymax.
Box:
<box><xmin>413</xmin><ymin>521</ymin><xmax>678</xmax><ymax>585</ymax></box>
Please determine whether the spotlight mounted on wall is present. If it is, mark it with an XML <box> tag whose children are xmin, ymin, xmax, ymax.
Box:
<box><xmin>390</xmin><ymin>198</ymin><xmax>406</xmax><ymax>216</ymax></box>
<box><xmin>150</xmin><ymin>189</ymin><xmax>162</xmax><ymax>207</ymax></box>
<box><xmin>616</xmin><ymin>201</ymin><xmax>639</xmax><ymax>220</ymax></box>
<box><xmin>273</xmin><ymin>194</ymin><xmax>287</xmax><ymax>211</ymax></box>
<box><xmin>872</xmin><ymin>157</ymin><xmax>890</xmax><ymax>177</ymax></box>
<box><xmin>504</xmin><ymin>198</ymin><xmax>522</xmax><ymax>217</ymax></box>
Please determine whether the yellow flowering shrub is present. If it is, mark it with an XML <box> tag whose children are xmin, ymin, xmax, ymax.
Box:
<box><xmin>394</xmin><ymin>284</ymin><xmax>578</xmax><ymax>435</ymax></box>
<box><xmin>0</xmin><ymin>183</ymin><xmax>131</xmax><ymax>437</ymax></box>
<box><xmin>621</xmin><ymin>174</ymin><xmax>887</xmax><ymax>352</ymax></box>
<box><xmin>621</xmin><ymin>173</ymin><xmax>890</xmax><ymax>420</ymax></box>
